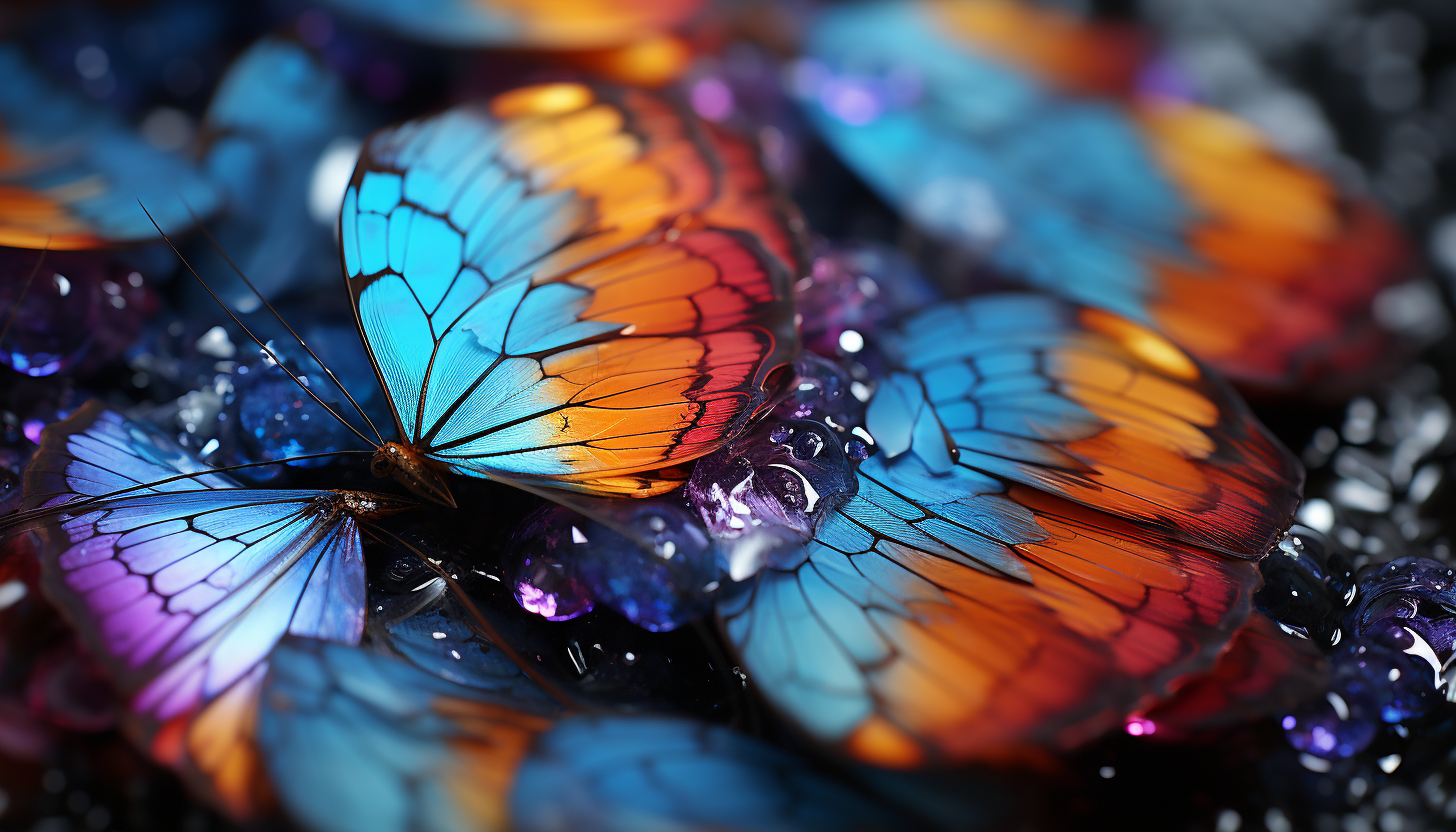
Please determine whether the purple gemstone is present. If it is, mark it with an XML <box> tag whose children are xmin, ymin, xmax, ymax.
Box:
<box><xmin>1283</xmin><ymin>686</ymin><xmax>1378</xmax><ymax>759</ymax></box>
<box><xmin>0</xmin><ymin>250</ymin><xmax>102</xmax><ymax>377</ymax></box>
<box><xmin>506</xmin><ymin>508</ymin><xmax>596</xmax><ymax>622</ymax></box>
<box><xmin>686</xmin><ymin>418</ymin><xmax>858</xmax><ymax>546</ymax></box>
<box><xmin>1347</xmin><ymin>556</ymin><xmax>1456</xmax><ymax>668</ymax></box>
<box><xmin>793</xmin><ymin>241</ymin><xmax>940</xmax><ymax>362</ymax></box>
<box><xmin>570</xmin><ymin>501</ymin><xmax>721</xmax><ymax>633</ymax></box>
<box><xmin>771</xmin><ymin>352</ymin><xmax>866</xmax><ymax>435</ymax></box>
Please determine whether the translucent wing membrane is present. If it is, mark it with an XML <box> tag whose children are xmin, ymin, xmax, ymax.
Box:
<box><xmin>0</xmin><ymin>46</ymin><xmax>219</xmax><ymax>249</ymax></box>
<box><xmin>721</xmin><ymin>294</ymin><xmax>1302</xmax><ymax>766</ymax></box>
<box><xmin>18</xmin><ymin>402</ymin><xmax>368</xmax><ymax>815</ymax></box>
<box><xmin>259</xmin><ymin>638</ymin><xmax>901</xmax><ymax>832</ymax></box>
<box><xmin>316</xmin><ymin>0</ymin><xmax>703</xmax><ymax>48</ymax></box>
<box><xmin>802</xmin><ymin>0</ymin><xmax>1408</xmax><ymax>390</ymax></box>
<box><xmin>343</xmin><ymin>82</ymin><xmax>799</xmax><ymax>495</ymax></box>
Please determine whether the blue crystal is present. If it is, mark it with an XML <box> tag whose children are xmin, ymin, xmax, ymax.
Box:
<box><xmin>1333</xmin><ymin>635</ymin><xmax>1439</xmax><ymax>724</ymax></box>
<box><xmin>229</xmin><ymin>339</ymin><xmax>365</xmax><ymax>467</ymax></box>
<box><xmin>570</xmin><ymin>501</ymin><xmax>721</xmax><ymax>633</ymax></box>
<box><xmin>1255</xmin><ymin>526</ymin><xmax>1348</xmax><ymax>648</ymax></box>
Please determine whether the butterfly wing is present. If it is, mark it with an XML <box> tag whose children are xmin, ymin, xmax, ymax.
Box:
<box><xmin>1137</xmin><ymin>612</ymin><xmax>1329</xmax><ymax>738</ymax></box>
<box><xmin>260</xmin><ymin>638</ymin><xmax>898</xmax><ymax>832</ymax></box>
<box><xmin>720</xmin><ymin>294</ymin><xmax>1302</xmax><ymax>766</ymax></box>
<box><xmin>802</xmin><ymin>0</ymin><xmax>1407</xmax><ymax>390</ymax></box>
<box><xmin>198</xmin><ymin>36</ymin><xmax>362</xmax><ymax>304</ymax></box>
<box><xmin>19</xmin><ymin>402</ymin><xmax>366</xmax><ymax>815</ymax></box>
<box><xmin>0</xmin><ymin>45</ymin><xmax>220</xmax><ymax>250</ymax></box>
<box><xmin>342</xmin><ymin>83</ymin><xmax>800</xmax><ymax>496</ymax></box>
<box><xmin>314</xmin><ymin>0</ymin><xmax>701</xmax><ymax>48</ymax></box>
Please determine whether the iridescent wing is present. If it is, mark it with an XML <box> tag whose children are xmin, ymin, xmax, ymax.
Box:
<box><xmin>720</xmin><ymin>294</ymin><xmax>1303</xmax><ymax>765</ymax></box>
<box><xmin>19</xmin><ymin>401</ymin><xmax>366</xmax><ymax>815</ymax></box>
<box><xmin>801</xmin><ymin>0</ymin><xmax>1407</xmax><ymax>390</ymax></box>
<box><xmin>259</xmin><ymin>638</ymin><xmax>900</xmax><ymax>832</ymax></box>
<box><xmin>314</xmin><ymin>0</ymin><xmax>702</xmax><ymax>48</ymax></box>
<box><xmin>341</xmin><ymin>82</ymin><xmax>800</xmax><ymax>496</ymax></box>
<box><xmin>0</xmin><ymin>45</ymin><xmax>220</xmax><ymax>249</ymax></box>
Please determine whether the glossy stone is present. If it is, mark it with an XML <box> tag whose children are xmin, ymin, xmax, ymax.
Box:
<box><xmin>685</xmin><ymin>417</ymin><xmax>858</xmax><ymax>545</ymax></box>
<box><xmin>795</xmin><ymin>243</ymin><xmax>938</xmax><ymax>362</ymax></box>
<box><xmin>772</xmin><ymin>352</ymin><xmax>868</xmax><ymax>437</ymax></box>
<box><xmin>571</xmin><ymin>501</ymin><xmax>721</xmax><ymax>633</ymax></box>
<box><xmin>507</xmin><ymin>507</ymin><xmax>596</xmax><ymax>622</ymax></box>
<box><xmin>1256</xmin><ymin>526</ymin><xmax>1353</xmax><ymax>648</ymax></box>
<box><xmin>1284</xmin><ymin>686</ymin><xmax>1380</xmax><ymax>759</ymax></box>
<box><xmin>229</xmin><ymin>339</ymin><xmax>363</xmax><ymax>467</ymax></box>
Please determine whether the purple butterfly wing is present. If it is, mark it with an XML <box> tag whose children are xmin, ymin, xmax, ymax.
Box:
<box><xmin>18</xmin><ymin>401</ymin><xmax>366</xmax><ymax>816</ymax></box>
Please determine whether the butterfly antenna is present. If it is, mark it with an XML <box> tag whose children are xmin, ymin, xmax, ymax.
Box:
<box><xmin>135</xmin><ymin>199</ymin><xmax>380</xmax><ymax>451</ymax></box>
<box><xmin>0</xmin><ymin>450</ymin><xmax>377</xmax><ymax>534</ymax></box>
<box><xmin>361</xmin><ymin>524</ymin><xmax>582</xmax><ymax>711</ymax></box>
<box><xmin>179</xmin><ymin>202</ymin><xmax>386</xmax><ymax>446</ymax></box>
<box><xmin>0</xmin><ymin>244</ymin><xmax>49</xmax><ymax>351</ymax></box>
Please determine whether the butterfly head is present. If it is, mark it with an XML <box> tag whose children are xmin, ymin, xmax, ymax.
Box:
<box><xmin>371</xmin><ymin>442</ymin><xmax>457</xmax><ymax>509</ymax></box>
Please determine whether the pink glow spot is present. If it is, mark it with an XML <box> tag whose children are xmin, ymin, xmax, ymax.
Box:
<box><xmin>515</xmin><ymin>581</ymin><xmax>559</xmax><ymax>619</ymax></box>
<box><xmin>1124</xmin><ymin>716</ymin><xmax>1156</xmax><ymax>737</ymax></box>
<box><xmin>690</xmin><ymin>78</ymin><xmax>734</xmax><ymax>122</ymax></box>
<box><xmin>23</xmin><ymin>420</ymin><xmax>44</xmax><ymax>444</ymax></box>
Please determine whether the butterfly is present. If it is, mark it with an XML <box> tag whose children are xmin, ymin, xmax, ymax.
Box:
<box><xmin>719</xmin><ymin>293</ymin><xmax>1304</xmax><ymax>766</ymax></box>
<box><xmin>798</xmin><ymin>0</ymin><xmax>1408</xmax><ymax>392</ymax></box>
<box><xmin>258</xmin><ymin>635</ymin><xmax>903</xmax><ymax>832</ymax></box>
<box><xmin>314</xmin><ymin>0</ymin><xmax>702</xmax><ymax>49</ymax></box>
<box><xmin>339</xmin><ymin>81</ymin><xmax>801</xmax><ymax>505</ymax></box>
<box><xmin>0</xmin><ymin>44</ymin><xmax>220</xmax><ymax>250</ymax></box>
<box><xmin>15</xmin><ymin>400</ymin><xmax>409</xmax><ymax>815</ymax></box>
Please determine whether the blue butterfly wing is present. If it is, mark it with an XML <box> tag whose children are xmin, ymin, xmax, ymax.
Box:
<box><xmin>19</xmin><ymin>401</ymin><xmax>366</xmax><ymax>815</ymax></box>
<box><xmin>512</xmin><ymin>716</ymin><xmax>901</xmax><ymax>832</ymax></box>
<box><xmin>801</xmin><ymin>1</ymin><xmax>1408</xmax><ymax>389</ymax></box>
<box><xmin>802</xmin><ymin>1</ymin><xmax>1183</xmax><ymax>321</ymax></box>
<box><xmin>260</xmin><ymin>639</ymin><xmax>898</xmax><ymax>832</ymax></box>
<box><xmin>342</xmin><ymin>83</ymin><xmax>799</xmax><ymax>495</ymax></box>
<box><xmin>720</xmin><ymin>294</ymin><xmax>1301</xmax><ymax>765</ymax></box>
<box><xmin>370</xmin><ymin>576</ymin><xmax>555</xmax><ymax>702</ymax></box>
<box><xmin>199</xmin><ymin>36</ymin><xmax>364</xmax><ymax>304</ymax></box>
<box><xmin>0</xmin><ymin>45</ymin><xmax>220</xmax><ymax>249</ymax></box>
<box><xmin>314</xmin><ymin>0</ymin><xmax>701</xmax><ymax>48</ymax></box>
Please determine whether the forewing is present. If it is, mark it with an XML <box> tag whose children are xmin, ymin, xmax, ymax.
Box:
<box><xmin>19</xmin><ymin>404</ymin><xmax>366</xmax><ymax>815</ymax></box>
<box><xmin>342</xmin><ymin>83</ymin><xmax>799</xmax><ymax>495</ymax></box>
<box><xmin>722</xmin><ymin>294</ymin><xmax>1301</xmax><ymax>765</ymax></box>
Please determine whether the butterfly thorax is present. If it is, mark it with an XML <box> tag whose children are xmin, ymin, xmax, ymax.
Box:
<box><xmin>370</xmin><ymin>442</ymin><xmax>456</xmax><ymax>508</ymax></box>
<box><xmin>333</xmin><ymin>490</ymin><xmax>415</xmax><ymax>520</ymax></box>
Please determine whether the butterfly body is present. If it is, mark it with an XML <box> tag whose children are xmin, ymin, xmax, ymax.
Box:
<box><xmin>370</xmin><ymin>441</ymin><xmax>457</xmax><ymax>508</ymax></box>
